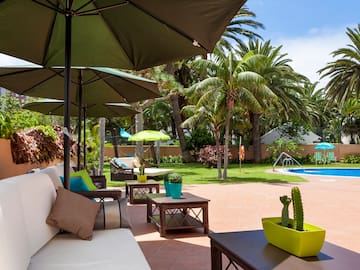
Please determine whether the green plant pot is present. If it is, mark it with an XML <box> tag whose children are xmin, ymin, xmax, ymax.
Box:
<box><xmin>169</xmin><ymin>182</ymin><xmax>182</xmax><ymax>199</ymax></box>
<box><xmin>164</xmin><ymin>180</ymin><xmax>171</xmax><ymax>197</ymax></box>
<box><xmin>262</xmin><ymin>217</ymin><xmax>326</xmax><ymax>257</ymax></box>
<box><xmin>137</xmin><ymin>174</ymin><xmax>147</xmax><ymax>183</ymax></box>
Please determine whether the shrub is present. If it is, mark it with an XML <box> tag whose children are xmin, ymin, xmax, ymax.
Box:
<box><xmin>341</xmin><ymin>154</ymin><xmax>360</xmax><ymax>163</ymax></box>
<box><xmin>265</xmin><ymin>138</ymin><xmax>303</xmax><ymax>162</ymax></box>
<box><xmin>10</xmin><ymin>125</ymin><xmax>75</xmax><ymax>164</ymax></box>
<box><xmin>198</xmin><ymin>145</ymin><xmax>232</xmax><ymax>168</ymax></box>
<box><xmin>160</xmin><ymin>155</ymin><xmax>182</xmax><ymax>164</ymax></box>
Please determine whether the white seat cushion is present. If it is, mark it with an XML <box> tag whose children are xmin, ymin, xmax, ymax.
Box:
<box><xmin>0</xmin><ymin>182</ymin><xmax>30</xmax><ymax>270</ymax></box>
<box><xmin>29</xmin><ymin>229</ymin><xmax>150</xmax><ymax>270</ymax></box>
<box><xmin>5</xmin><ymin>173</ymin><xmax>59</xmax><ymax>256</ymax></box>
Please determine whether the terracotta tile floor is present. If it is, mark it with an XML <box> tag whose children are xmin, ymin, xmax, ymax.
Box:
<box><xmin>126</xmin><ymin>174</ymin><xmax>360</xmax><ymax>269</ymax></box>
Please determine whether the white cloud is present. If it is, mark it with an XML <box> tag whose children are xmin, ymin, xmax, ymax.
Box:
<box><xmin>274</xmin><ymin>26</ymin><xmax>353</xmax><ymax>88</ymax></box>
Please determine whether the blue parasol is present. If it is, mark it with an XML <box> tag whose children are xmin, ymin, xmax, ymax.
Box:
<box><xmin>315</xmin><ymin>142</ymin><xmax>335</xmax><ymax>150</ymax></box>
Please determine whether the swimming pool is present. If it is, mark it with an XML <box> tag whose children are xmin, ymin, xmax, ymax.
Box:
<box><xmin>287</xmin><ymin>168</ymin><xmax>360</xmax><ymax>177</ymax></box>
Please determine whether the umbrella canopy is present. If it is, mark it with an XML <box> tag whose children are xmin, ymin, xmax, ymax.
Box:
<box><xmin>315</xmin><ymin>142</ymin><xmax>336</xmax><ymax>150</ymax></box>
<box><xmin>0</xmin><ymin>67</ymin><xmax>160</xmax><ymax>104</ymax></box>
<box><xmin>23</xmin><ymin>98</ymin><xmax>138</xmax><ymax>169</ymax></box>
<box><xmin>0</xmin><ymin>1</ymin><xmax>246</xmax><ymax>70</ymax></box>
<box><xmin>128</xmin><ymin>130</ymin><xmax>170</xmax><ymax>142</ymax></box>
<box><xmin>23</xmin><ymin>99</ymin><xmax>138</xmax><ymax>118</ymax></box>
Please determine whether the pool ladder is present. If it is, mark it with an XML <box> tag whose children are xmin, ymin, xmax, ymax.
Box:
<box><xmin>272</xmin><ymin>152</ymin><xmax>303</xmax><ymax>171</ymax></box>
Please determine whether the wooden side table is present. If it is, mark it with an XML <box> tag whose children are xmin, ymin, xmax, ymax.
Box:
<box><xmin>146</xmin><ymin>192</ymin><xmax>209</xmax><ymax>237</ymax></box>
<box><xmin>125</xmin><ymin>180</ymin><xmax>160</xmax><ymax>204</ymax></box>
<box><xmin>209</xmin><ymin>230</ymin><xmax>360</xmax><ymax>270</ymax></box>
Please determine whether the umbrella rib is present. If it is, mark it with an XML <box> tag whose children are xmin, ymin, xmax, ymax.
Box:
<box><xmin>76</xmin><ymin>2</ymin><xmax>129</xmax><ymax>16</ymax></box>
<box><xmin>32</xmin><ymin>0</ymin><xmax>65</xmax><ymax>14</ymax></box>
<box><xmin>90</xmin><ymin>71</ymin><xmax>159</xmax><ymax>102</ymax></box>
<box><xmin>129</xmin><ymin>2</ymin><xmax>207</xmax><ymax>51</ymax></box>
<box><xmin>21</xmin><ymin>69</ymin><xmax>66</xmax><ymax>96</ymax></box>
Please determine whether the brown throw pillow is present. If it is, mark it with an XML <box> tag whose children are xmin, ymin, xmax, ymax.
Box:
<box><xmin>46</xmin><ymin>187</ymin><xmax>100</xmax><ymax>240</ymax></box>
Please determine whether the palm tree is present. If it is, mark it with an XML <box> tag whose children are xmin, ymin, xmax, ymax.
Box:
<box><xmin>238</xmin><ymin>40</ymin><xmax>307</xmax><ymax>162</ymax></box>
<box><xmin>190</xmin><ymin>52</ymin><xmax>273</xmax><ymax>178</ymax></box>
<box><xmin>319</xmin><ymin>25</ymin><xmax>360</xmax><ymax>106</ymax></box>
<box><xmin>215</xmin><ymin>6</ymin><xmax>264</xmax><ymax>54</ymax></box>
<box><xmin>182</xmin><ymin>85</ymin><xmax>226</xmax><ymax>179</ymax></box>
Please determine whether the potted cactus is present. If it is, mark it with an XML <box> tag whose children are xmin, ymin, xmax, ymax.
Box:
<box><xmin>262</xmin><ymin>186</ymin><xmax>326</xmax><ymax>257</ymax></box>
<box><xmin>168</xmin><ymin>173</ymin><xmax>182</xmax><ymax>199</ymax></box>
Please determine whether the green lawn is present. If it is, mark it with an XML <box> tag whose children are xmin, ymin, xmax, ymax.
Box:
<box><xmin>103</xmin><ymin>163</ymin><xmax>307</xmax><ymax>187</ymax></box>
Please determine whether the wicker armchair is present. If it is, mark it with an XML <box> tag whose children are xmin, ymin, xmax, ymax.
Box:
<box><xmin>110</xmin><ymin>158</ymin><xmax>136</xmax><ymax>181</ymax></box>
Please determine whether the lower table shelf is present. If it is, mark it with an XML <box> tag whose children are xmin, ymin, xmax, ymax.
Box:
<box><xmin>149</xmin><ymin>213</ymin><xmax>204</xmax><ymax>230</ymax></box>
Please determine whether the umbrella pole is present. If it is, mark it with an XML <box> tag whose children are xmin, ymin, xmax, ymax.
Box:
<box><xmin>63</xmin><ymin>4</ymin><xmax>72</xmax><ymax>190</ymax></box>
<box><xmin>77</xmin><ymin>71</ymin><xmax>83</xmax><ymax>171</ymax></box>
<box><xmin>83</xmin><ymin>107</ymin><xmax>87</xmax><ymax>169</ymax></box>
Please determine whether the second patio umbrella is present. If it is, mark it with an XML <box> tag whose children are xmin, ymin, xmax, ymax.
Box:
<box><xmin>23</xmin><ymin>99</ymin><xmax>138</xmax><ymax>169</ymax></box>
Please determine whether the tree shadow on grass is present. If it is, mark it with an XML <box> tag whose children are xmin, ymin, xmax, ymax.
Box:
<box><xmin>189</xmin><ymin>177</ymin><xmax>295</xmax><ymax>184</ymax></box>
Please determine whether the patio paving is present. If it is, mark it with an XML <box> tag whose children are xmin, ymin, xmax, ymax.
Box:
<box><xmin>127</xmin><ymin>173</ymin><xmax>360</xmax><ymax>269</ymax></box>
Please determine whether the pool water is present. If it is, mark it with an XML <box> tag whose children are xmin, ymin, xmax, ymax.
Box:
<box><xmin>288</xmin><ymin>168</ymin><xmax>360</xmax><ymax>177</ymax></box>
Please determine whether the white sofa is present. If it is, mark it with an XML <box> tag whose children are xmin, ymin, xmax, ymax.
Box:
<box><xmin>0</xmin><ymin>164</ymin><xmax>150</xmax><ymax>270</ymax></box>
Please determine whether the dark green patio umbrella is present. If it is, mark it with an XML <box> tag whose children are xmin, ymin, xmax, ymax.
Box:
<box><xmin>0</xmin><ymin>67</ymin><xmax>159</xmax><ymax>104</ymax></box>
<box><xmin>23</xmin><ymin>99</ymin><xmax>138</xmax><ymax>169</ymax></box>
<box><xmin>0</xmin><ymin>0</ymin><xmax>246</xmax><ymax>188</ymax></box>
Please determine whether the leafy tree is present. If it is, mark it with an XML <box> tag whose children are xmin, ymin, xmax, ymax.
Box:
<box><xmin>182</xmin><ymin>88</ymin><xmax>225</xmax><ymax>179</ymax></box>
<box><xmin>319</xmin><ymin>25</ymin><xmax>360</xmax><ymax>106</ymax></box>
<box><xmin>215</xmin><ymin>6</ymin><xmax>264</xmax><ymax>54</ymax></box>
<box><xmin>189</xmin><ymin>52</ymin><xmax>272</xmax><ymax>179</ymax></box>
<box><xmin>143</xmin><ymin>100</ymin><xmax>172</xmax><ymax>131</ymax></box>
<box><xmin>0</xmin><ymin>94</ymin><xmax>55</xmax><ymax>138</ymax></box>
<box><xmin>238</xmin><ymin>40</ymin><xmax>307</xmax><ymax>162</ymax></box>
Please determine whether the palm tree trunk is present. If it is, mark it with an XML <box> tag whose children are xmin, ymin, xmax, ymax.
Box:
<box><xmin>169</xmin><ymin>92</ymin><xmax>194</xmax><ymax>162</ymax></box>
<box><xmin>251</xmin><ymin>112</ymin><xmax>262</xmax><ymax>163</ymax></box>
<box><xmin>214</xmin><ymin>128</ymin><xmax>223</xmax><ymax>179</ymax></box>
<box><xmin>135</xmin><ymin>110</ymin><xmax>144</xmax><ymax>158</ymax></box>
<box><xmin>99</xmin><ymin>117</ymin><xmax>105</xmax><ymax>175</ymax></box>
<box><xmin>223</xmin><ymin>100</ymin><xmax>233</xmax><ymax>179</ymax></box>
<box><xmin>111</xmin><ymin>128</ymin><xmax>119</xmax><ymax>158</ymax></box>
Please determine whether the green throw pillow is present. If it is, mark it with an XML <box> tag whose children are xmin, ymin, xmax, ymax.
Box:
<box><xmin>70</xmin><ymin>170</ymin><xmax>97</xmax><ymax>191</ymax></box>
<box><xmin>59</xmin><ymin>176</ymin><xmax>91</xmax><ymax>192</ymax></box>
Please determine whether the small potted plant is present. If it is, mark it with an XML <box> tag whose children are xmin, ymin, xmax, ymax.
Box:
<box><xmin>168</xmin><ymin>173</ymin><xmax>182</xmax><ymax>199</ymax></box>
<box><xmin>262</xmin><ymin>186</ymin><xmax>326</xmax><ymax>257</ymax></box>
<box><xmin>163</xmin><ymin>175</ymin><xmax>171</xmax><ymax>197</ymax></box>
<box><xmin>137</xmin><ymin>159</ymin><xmax>147</xmax><ymax>182</ymax></box>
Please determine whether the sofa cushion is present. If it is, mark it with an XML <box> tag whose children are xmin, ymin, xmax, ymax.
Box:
<box><xmin>94</xmin><ymin>198</ymin><xmax>131</xmax><ymax>230</ymax></box>
<box><xmin>114</xmin><ymin>158</ymin><xmax>131</xmax><ymax>169</ymax></box>
<box><xmin>5</xmin><ymin>173</ymin><xmax>59</xmax><ymax>257</ymax></box>
<box><xmin>40</xmin><ymin>166</ymin><xmax>64</xmax><ymax>189</ymax></box>
<box><xmin>0</xmin><ymin>182</ymin><xmax>30</xmax><ymax>270</ymax></box>
<box><xmin>29</xmin><ymin>229</ymin><xmax>151</xmax><ymax>270</ymax></box>
<box><xmin>47</xmin><ymin>187</ymin><xmax>100</xmax><ymax>240</ymax></box>
<box><xmin>70</xmin><ymin>170</ymin><xmax>97</xmax><ymax>191</ymax></box>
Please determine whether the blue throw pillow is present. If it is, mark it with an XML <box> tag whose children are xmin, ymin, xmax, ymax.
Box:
<box><xmin>114</xmin><ymin>158</ymin><xmax>130</xmax><ymax>169</ymax></box>
<box><xmin>59</xmin><ymin>176</ymin><xmax>91</xmax><ymax>192</ymax></box>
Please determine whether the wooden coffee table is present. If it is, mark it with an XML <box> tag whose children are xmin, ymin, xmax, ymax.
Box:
<box><xmin>125</xmin><ymin>180</ymin><xmax>160</xmax><ymax>204</ymax></box>
<box><xmin>209</xmin><ymin>230</ymin><xmax>360</xmax><ymax>270</ymax></box>
<box><xmin>146</xmin><ymin>192</ymin><xmax>209</xmax><ymax>237</ymax></box>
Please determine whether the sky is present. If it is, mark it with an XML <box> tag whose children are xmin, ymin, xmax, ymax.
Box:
<box><xmin>246</xmin><ymin>0</ymin><xmax>360</xmax><ymax>87</ymax></box>
<box><xmin>0</xmin><ymin>1</ymin><xmax>359</xmax><ymax>88</ymax></box>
